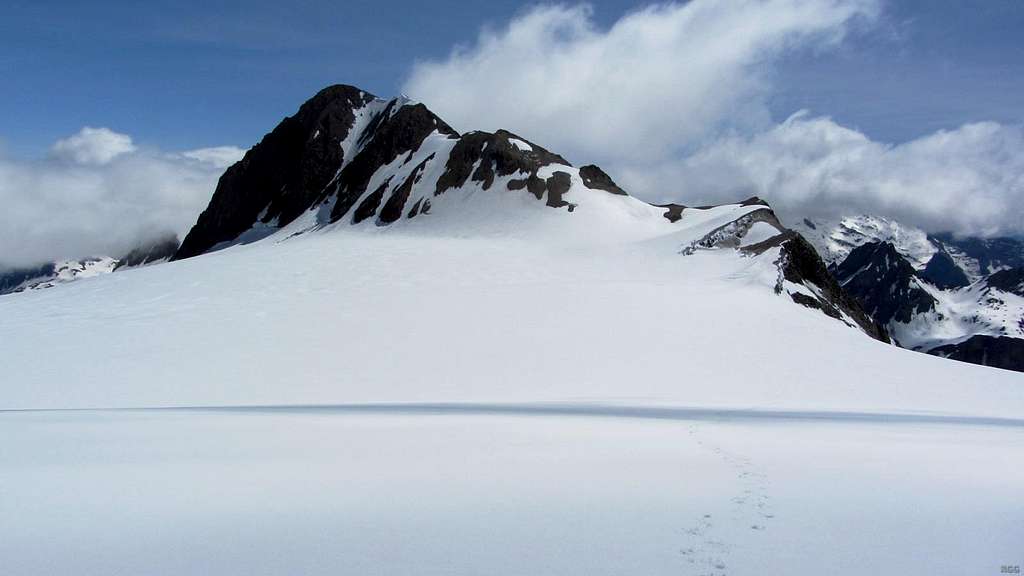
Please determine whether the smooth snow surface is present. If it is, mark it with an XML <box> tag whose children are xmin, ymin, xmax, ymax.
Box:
<box><xmin>2</xmin><ymin>217</ymin><xmax>1022</xmax><ymax>413</ymax></box>
<box><xmin>2</xmin><ymin>407</ymin><xmax>1022</xmax><ymax>576</ymax></box>
<box><xmin>1</xmin><ymin>198</ymin><xmax>1022</xmax><ymax>575</ymax></box>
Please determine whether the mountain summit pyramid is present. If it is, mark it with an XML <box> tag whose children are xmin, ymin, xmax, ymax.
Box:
<box><xmin>173</xmin><ymin>84</ymin><xmax>884</xmax><ymax>341</ymax></box>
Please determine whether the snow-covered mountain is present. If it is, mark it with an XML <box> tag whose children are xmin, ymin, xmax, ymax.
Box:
<box><xmin>0</xmin><ymin>257</ymin><xmax>118</xmax><ymax>294</ymax></box>
<box><xmin>6</xmin><ymin>82</ymin><xmax>1021</xmax><ymax>408</ymax></box>
<box><xmin>795</xmin><ymin>215</ymin><xmax>938</xmax><ymax>269</ymax></box>
<box><xmin>0</xmin><ymin>234</ymin><xmax>179</xmax><ymax>295</ymax></box>
<box><xmin>3</xmin><ymin>85</ymin><xmax>1023</xmax><ymax>576</ymax></box>
<box><xmin>797</xmin><ymin>216</ymin><xmax>1024</xmax><ymax>371</ymax></box>
<box><xmin>794</xmin><ymin>215</ymin><xmax>1024</xmax><ymax>281</ymax></box>
<box><xmin>171</xmin><ymin>85</ymin><xmax>884</xmax><ymax>341</ymax></box>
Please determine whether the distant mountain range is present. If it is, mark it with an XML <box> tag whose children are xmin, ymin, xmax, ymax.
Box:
<box><xmin>0</xmin><ymin>234</ymin><xmax>179</xmax><ymax>295</ymax></box>
<box><xmin>795</xmin><ymin>216</ymin><xmax>1024</xmax><ymax>371</ymax></box>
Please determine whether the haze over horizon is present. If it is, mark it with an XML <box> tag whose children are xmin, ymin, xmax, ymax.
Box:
<box><xmin>2</xmin><ymin>0</ymin><xmax>1023</xmax><ymax>267</ymax></box>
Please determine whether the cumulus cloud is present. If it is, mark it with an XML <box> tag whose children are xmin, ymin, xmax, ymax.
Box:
<box><xmin>0</xmin><ymin>128</ymin><xmax>244</xmax><ymax>268</ymax></box>
<box><xmin>404</xmin><ymin>0</ymin><xmax>877</xmax><ymax>164</ymax></box>
<box><xmin>404</xmin><ymin>0</ymin><xmax>1024</xmax><ymax>237</ymax></box>
<box><xmin>653</xmin><ymin>114</ymin><xmax>1024</xmax><ymax>237</ymax></box>
<box><xmin>51</xmin><ymin>127</ymin><xmax>137</xmax><ymax>165</ymax></box>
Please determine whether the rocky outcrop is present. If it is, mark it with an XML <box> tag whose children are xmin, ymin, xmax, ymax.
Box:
<box><xmin>578</xmin><ymin>165</ymin><xmax>627</xmax><ymax>196</ymax></box>
<box><xmin>174</xmin><ymin>87</ymin><xmax>628</xmax><ymax>260</ymax></box>
<box><xmin>678</xmin><ymin>207</ymin><xmax>888</xmax><ymax>343</ymax></box>
<box><xmin>772</xmin><ymin>233</ymin><xmax>890</xmax><ymax>342</ymax></box>
<box><xmin>175</xmin><ymin>85</ymin><xmax>381</xmax><ymax>260</ymax></box>
<box><xmin>329</xmin><ymin>101</ymin><xmax>459</xmax><ymax>223</ymax></box>
<box><xmin>434</xmin><ymin>129</ymin><xmax>576</xmax><ymax>211</ymax></box>
<box><xmin>657</xmin><ymin>204</ymin><xmax>686</xmax><ymax>223</ymax></box>
<box><xmin>683</xmin><ymin>207</ymin><xmax>781</xmax><ymax>254</ymax></box>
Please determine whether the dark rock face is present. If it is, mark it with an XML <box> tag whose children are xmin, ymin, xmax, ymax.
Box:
<box><xmin>834</xmin><ymin>241</ymin><xmax>936</xmax><ymax>326</ymax></box>
<box><xmin>578</xmin><ymin>165</ymin><xmax>627</xmax><ymax>195</ymax></box>
<box><xmin>379</xmin><ymin>155</ymin><xmax>434</xmax><ymax>225</ymax></box>
<box><xmin>919</xmin><ymin>249</ymin><xmax>970</xmax><ymax>289</ymax></box>
<box><xmin>352</xmin><ymin>178</ymin><xmax>391</xmax><ymax>224</ymax></box>
<box><xmin>114</xmin><ymin>233</ymin><xmax>180</xmax><ymax>270</ymax></box>
<box><xmin>986</xmin><ymin>267</ymin><xmax>1024</xmax><ymax>297</ymax></box>
<box><xmin>775</xmin><ymin>233</ymin><xmax>890</xmax><ymax>342</ymax></box>
<box><xmin>176</xmin><ymin>92</ymin><xmax>596</xmax><ymax>261</ymax></box>
<box><xmin>929</xmin><ymin>335</ymin><xmax>1024</xmax><ymax>372</ymax></box>
<box><xmin>436</xmin><ymin>130</ymin><xmax>569</xmax><ymax>196</ymax></box>
<box><xmin>175</xmin><ymin>85</ymin><xmax>380</xmax><ymax>260</ymax></box>
<box><xmin>657</xmin><ymin>204</ymin><xmax>686</xmax><ymax>223</ymax></box>
<box><xmin>330</xmin><ymin>102</ymin><xmax>458</xmax><ymax>222</ymax></box>
<box><xmin>544</xmin><ymin>171</ymin><xmax>574</xmax><ymax>209</ymax></box>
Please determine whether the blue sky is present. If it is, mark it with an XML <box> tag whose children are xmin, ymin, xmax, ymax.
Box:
<box><xmin>2</xmin><ymin>0</ymin><xmax>1022</xmax><ymax>156</ymax></box>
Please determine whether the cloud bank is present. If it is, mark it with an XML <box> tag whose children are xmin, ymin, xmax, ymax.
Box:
<box><xmin>658</xmin><ymin>114</ymin><xmax>1024</xmax><ymax>237</ymax></box>
<box><xmin>0</xmin><ymin>128</ymin><xmax>243</xmax><ymax>268</ymax></box>
<box><xmin>404</xmin><ymin>0</ymin><xmax>1024</xmax><ymax>237</ymax></box>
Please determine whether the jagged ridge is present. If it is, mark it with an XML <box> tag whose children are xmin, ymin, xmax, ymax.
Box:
<box><xmin>171</xmin><ymin>83</ymin><xmax>893</xmax><ymax>344</ymax></box>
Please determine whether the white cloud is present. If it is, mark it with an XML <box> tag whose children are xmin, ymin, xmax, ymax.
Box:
<box><xmin>657</xmin><ymin>114</ymin><xmax>1024</xmax><ymax>237</ymax></box>
<box><xmin>182</xmin><ymin>146</ymin><xmax>248</xmax><ymax>169</ymax></box>
<box><xmin>0</xmin><ymin>129</ymin><xmax>244</xmax><ymax>268</ymax></box>
<box><xmin>51</xmin><ymin>127</ymin><xmax>137</xmax><ymax>165</ymax></box>
<box><xmin>404</xmin><ymin>0</ymin><xmax>1024</xmax><ymax>238</ymax></box>
<box><xmin>404</xmin><ymin>0</ymin><xmax>877</xmax><ymax>165</ymax></box>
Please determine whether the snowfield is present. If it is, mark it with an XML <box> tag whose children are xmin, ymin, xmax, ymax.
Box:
<box><xmin>3</xmin><ymin>407</ymin><xmax>1021</xmax><ymax>575</ymax></box>
<box><xmin>1</xmin><ymin>196</ymin><xmax>1022</xmax><ymax>575</ymax></box>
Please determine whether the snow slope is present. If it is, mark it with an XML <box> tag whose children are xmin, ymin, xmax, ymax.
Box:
<box><xmin>1</xmin><ymin>203</ymin><xmax>1020</xmax><ymax>414</ymax></box>
<box><xmin>3</xmin><ymin>407</ymin><xmax>1021</xmax><ymax>576</ymax></box>
<box><xmin>2</xmin><ymin>84</ymin><xmax>1022</xmax><ymax>575</ymax></box>
<box><xmin>2</xmin><ymin>182</ymin><xmax>1022</xmax><ymax>576</ymax></box>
